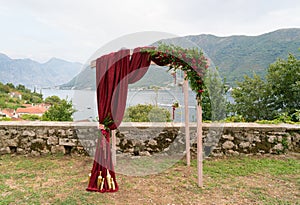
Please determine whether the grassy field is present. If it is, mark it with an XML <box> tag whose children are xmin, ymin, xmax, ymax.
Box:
<box><xmin>0</xmin><ymin>153</ymin><xmax>299</xmax><ymax>205</ymax></box>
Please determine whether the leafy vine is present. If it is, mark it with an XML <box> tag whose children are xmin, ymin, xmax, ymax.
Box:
<box><xmin>142</xmin><ymin>43</ymin><xmax>209</xmax><ymax>104</ymax></box>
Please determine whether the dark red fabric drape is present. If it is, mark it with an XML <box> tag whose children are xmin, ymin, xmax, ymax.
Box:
<box><xmin>128</xmin><ymin>47</ymin><xmax>152</xmax><ymax>84</ymax></box>
<box><xmin>87</xmin><ymin>48</ymin><xmax>151</xmax><ymax>193</ymax></box>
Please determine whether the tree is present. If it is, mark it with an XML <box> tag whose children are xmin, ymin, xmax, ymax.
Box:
<box><xmin>6</xmin><ymin>83</ymin><xmax>15</xmax><ymax>89</ymax></box>
<box><xmin>22</xmin><ymin>93</ymin><xmax>43</xmax><ymax>104</ymax></box>
<box><xmin>123</xmin><ymin>104</ymin><xmax>171</xmax><ymax>122</ymax></box>
<box><xmin>230</xmin><ymin>53</ymin><xmax>300</xmax><ymax>122</ymax></box>
<box><xmin>266</xmin><ymin>54</ymin><xmax>300</xmax><ymax>115</ymax></box>
<box><xmin>202</xmin><ymin>69</ymin><xmax>228</xmax><ymax>121</ymax></box>
<box><xmin>16</xmin><ymin>84</ymin><xmax>26</xmax><ymax>92</ymax></box>
<box><xmin>231</xmin><ymin>74</ymin><xmax>275</xmax><ymax>121</ymax></box>
<box><xmin>30</xmin><ymin>95</ymin><xmax>43</xmax><ymax>104</ymax></box>
<box><xmin>0</xmin><ymin>83</ymin><xmax>10</xmax><ymax>93</ymax></box>
<box><xmin>201</xmin><ymin>89</ymin><xmax>211</xmax><ymax>121</ymax></box>
<box><xmin>41</xmin><ymin>99</ymin><xmax>75</xmax><ymax>121</ymax></box>
<box><xmin>45</xmin><ymin>95</ymin><xmax>61</xmax><ymax>105</ymax></box>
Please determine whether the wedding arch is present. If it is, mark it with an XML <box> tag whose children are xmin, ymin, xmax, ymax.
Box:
<box><xmin>86</xmin><ymin>43</ymin><xmax>209</xmax><ymax>193</ymax></box>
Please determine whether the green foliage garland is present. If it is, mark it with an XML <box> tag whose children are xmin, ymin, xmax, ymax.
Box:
<box><xmin>142</xmin><ymin>43</ymin><xmax>209</xmax><ymax>104</ymax></box>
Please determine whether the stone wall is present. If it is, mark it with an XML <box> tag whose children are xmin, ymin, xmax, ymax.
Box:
<box><xmin>0</xmin><ymin>121</ymin><xmax>299</xmax><ymax>157</ymax></box>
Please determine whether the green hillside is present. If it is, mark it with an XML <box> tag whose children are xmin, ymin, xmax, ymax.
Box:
<box><xmin>61</xmin><ymin>28</ymin><xmax>300</xmax><ymax>89</ymax></box>
<box><xmin>184</xmin><ymin>28</ymin><xmax>300</xmax><ymax>85</ymax></box>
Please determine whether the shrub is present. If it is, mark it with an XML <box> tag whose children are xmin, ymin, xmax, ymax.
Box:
<box><xmin>123</xmin><ymin>104</ymin><xmax>171</xmax><ymax>122</ymax></box>
<box><xmin>0</xmin><ymin>117</ymin><xmax>11</xmax><ymax>121</ymax></box>
<box><xmin>41</xmin><ymin>99</ymin><xmax>75</xmax><ymax>121</ymax></box>
<box><xmin>21</xmin><ymin>114</ymin><xmax>41</xmax><ymax>121</ymax></box>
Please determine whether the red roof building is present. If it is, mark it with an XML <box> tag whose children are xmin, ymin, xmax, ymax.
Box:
<box><xmin>16</xmin><ymin>106</ymin><xmax>48</xmax><ymax>117</ymax></box>
<box><xmin>0</xmin><ymin>108</ymin><xmax>16</xmax><ymax>118</ymax></box>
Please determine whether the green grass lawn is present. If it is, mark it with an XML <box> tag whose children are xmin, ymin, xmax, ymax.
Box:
<box><xmin>0</xmin><ymin>153</ymin><xmax>299</xmax><ymax>204</ymax></box>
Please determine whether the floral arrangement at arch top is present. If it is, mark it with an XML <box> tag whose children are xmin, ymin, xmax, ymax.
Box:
<box><xmin>142</xmin><ymin>43</ymin><xmax>209</xmax><ymax>104</ymax></box>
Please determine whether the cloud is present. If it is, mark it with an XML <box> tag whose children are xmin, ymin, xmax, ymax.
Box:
<box><xmin>0</xmin><ymin>0</ymin><xmax>299</xmax><ymax>62</ymax></box>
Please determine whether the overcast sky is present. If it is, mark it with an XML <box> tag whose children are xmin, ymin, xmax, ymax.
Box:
<box><xmin>1</xmin><ymin>0</ymin><xmax>300</xmax><ymax>63</ymax></box>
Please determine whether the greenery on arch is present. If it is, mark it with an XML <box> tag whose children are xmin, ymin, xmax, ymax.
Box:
<box><xmin>143</xmin><ymin>43</ymin><xmax>209</xmax><ymax>104</ymax></box>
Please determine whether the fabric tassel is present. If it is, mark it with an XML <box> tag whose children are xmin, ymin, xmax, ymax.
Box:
<box><xmin>110</xmin><ymin>177</ymin><xmax>115</xmax><ymax>190</ymax></box>
<box><xmin>106</xmin><ymin>170</ymin><xmax>112</xmax><ymax>190</ymax></box>
<box><xmin>100</xmin><ymin>177</ymin><xmax>105</xmax><ymax>191</ymax></box>
<box><xmin>97</xmin><ymin>171</ymin><xmax>102</xmax><ymax>190</ymax></box>
<box><xmin>88</xmin><ymin>173</ymin><xmax>91</xmax><ymax>184</ymax></box>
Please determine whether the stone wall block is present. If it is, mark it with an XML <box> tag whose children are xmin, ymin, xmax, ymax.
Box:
<box><xmin>31</xmin><ymin>150</ymin><xmax>40</xmax><ymax>156</ymax></box>
<box><xmin>47</xmin><ymin>136</ymin><xmax>59</xmax><ymax>145</ymax></box>
<box><xmin>40</xmin><ymin>148</ymin><xmax>50</xmax><ymax>155</ymax></box>
<box><xmin>57</xmin><ymin>129</ymin><xmax>66</xmax><ymax>137</ymax></box>
<box><xmin>222</xmin><ymin>135</ymin><xmax>234</xmax><ymax>141</ymax></box>
<box><xmin>147</xmin><ymin>139</ymin><xmax>157</xmax><ymax>147</ymax></box>
<box><xmin>222</xmin><ymin>141</ymin><xmax>235</xmax><ymax>149</ymax></box>
<box><xmin>0</xmin><ymin>129</ymin><xmax>9</xmax><ymax>136</ymax></box>
<box><xmin>59</xmin><ymin>138</ymin><xmax>77</xmax><ymax>146</ymax></box>
<box><xmin>234</xmin><ymin>133</ymin><xmax>245</xmax><ymax>141</ymax></box>
<box><xmin>22</xmin><ymin>130</ymin><xmax>36</xmax><ymax>137</ymax></box>
<box><xmin>10</xmin><ymin>129</ymin><xmax>18</xmax><ymax>136</ymax></box>
<box><xmin>31</xmin><ymin>138</ymin><xmax>46</xmax><ymax>151</ymax></box>
<box><xmin>239</xmin><ymin>141</ymin><xmax>250</xmax><ymax>149</ymax></box>
<box><xmin>66</xmin><ymin>129</ymin><xmax>74</xmax><ymax>137</ymax></box>
<box><xmin>6</xmin><ymin>138</ymin><xmax>18</xmax><ymax>147</ymax></box>
<box><xmin>0</xmin><ymin>147</ymin><xmax>10</xmax><ymax>154</ymax></box>
<box><xmin>271</xmin><ymin>143</ymin><xmax>284</xmax><ymax>153</ymax></box>
<box><xmin>48</xmin><ymin>129</ymin><xmax>56</xmax><ymax>136</ymax></box>
<box><xmin>20</xmin><ymin>137</ymin><xmax>31</xmax><ymax>148</ymax></box>
<box><xmin>253</xmin><ymin>136</ymin><xmax>261</xmax><ymax>142</ymax></box>
<box><xmin>227</xmin><ymin>150</ymin><xmax>239</xmax><ymax>156</ymax></box>
<box><xmin>17</xmin><ymin>148</ymin><xmax>26</xmax><ymax>155</ymax></box>
<box><xmin>36</xmin><ymin>129</ymin><xmax>48</xmax><ymax>139</ymax></box>
<box><xmin>268</xmin><ymin>135</ymin><xmax>277</xmax><ymax>143</ymax></box>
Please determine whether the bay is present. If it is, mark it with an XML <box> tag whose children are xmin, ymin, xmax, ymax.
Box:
<box><xmin>41</xmin><ymin>88</ymin><xmax>199</xmax><ymax>122</ymax></box>
<box><xmin>41</xmin><ymin>88</ymin><xmax>233</xmax><ymax>122</ymax></box>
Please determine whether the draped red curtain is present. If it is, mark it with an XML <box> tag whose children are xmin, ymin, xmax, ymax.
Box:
<box><xmin>87</xmin><ymin>48</ymin><xmax>151</xmax><ymax>193</ymax></box>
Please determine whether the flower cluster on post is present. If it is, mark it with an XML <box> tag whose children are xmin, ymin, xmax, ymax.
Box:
<box><xmin>142</xmin><ymin>43</ymin><xmax>209</xmax><ymax>104</ymax></box>
<box><xmin>98</xmin><ymin>116</ymin><xmax>114</xmax><ymax>138</ymax></box>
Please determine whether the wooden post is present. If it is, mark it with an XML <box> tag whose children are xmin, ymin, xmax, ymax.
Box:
<box><xmin>196</xmin><ymin>102</ymin><xmax>203</xmax><ymax>187</ymax></box>
<box><xmin>183</xmin><ymin>72</ymin><xmax>190</xmax><ymax>166</ymax></box>
<box><xmin>111</xmin><ymin>130</ymin><xmax>117</xmax><ymax>166</ymax></box>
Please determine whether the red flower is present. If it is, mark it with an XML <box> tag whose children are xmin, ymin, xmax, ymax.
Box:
<box><xmin>101</xmin><ymin>129</ymin><xmax>109</xmax><ymax>136</ymax></box>
<box><xmin>198</xmin><ymin>89</ymin><xmax>204</xmax><ymax>93</ymax></box>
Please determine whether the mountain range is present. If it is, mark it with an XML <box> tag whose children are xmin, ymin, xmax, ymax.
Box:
<box><xmin>58</xmin><ymin>64</ymin><xmax>174</xmax><ymax>90</ymax></box>
<box><xmin>185</xmin><ymin>28</ymin><xmax>300</xmax><ymax>84</ymax></box>
<box><xmin>1</xmin><ymin>28</ymin><xmax>299</xmax><ymax>89</ymax></box>
<box><xmin>61</xmin><ymin>28</ymin><xmax>300</xmax><ymax>89</ymax></box>
<box><xmin>0</xmin><ymin>54</ymin><xmax>82</xmax><ymax>88</ymax></box>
